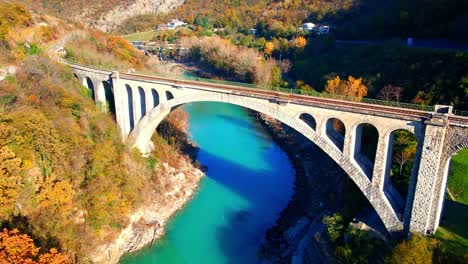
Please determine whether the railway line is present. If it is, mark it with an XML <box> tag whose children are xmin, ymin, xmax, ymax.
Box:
<box><xmin>69</xmin><ymin>61</ymin><xmax>468</xmax><ymax>126</ymax></box>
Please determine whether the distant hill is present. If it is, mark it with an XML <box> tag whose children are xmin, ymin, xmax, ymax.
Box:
<box><xmin>116</xmin><ymin>0</ymin><xmax>468</xmax><ymax>41</ymax></box>
<box><xmin>15</xmin><ymin>0</ymin><xmax>185</xmax><ymax>31</ymax></box>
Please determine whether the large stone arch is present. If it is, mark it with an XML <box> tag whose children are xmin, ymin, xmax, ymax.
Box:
<box><xmin>127</xmin><ymin>92</ymin><xmax>404</xmax><ymax>234</ymax></box>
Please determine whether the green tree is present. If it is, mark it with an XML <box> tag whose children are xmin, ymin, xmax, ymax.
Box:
<box><xmin>336</xmin><ymin>227</ymin><xmax>389</xmax><ymax>263</ymax></box>
<box><xmin>322</xmin><ymin>213</ymin><xmax>344</xmax><ymax>243</ymax></box>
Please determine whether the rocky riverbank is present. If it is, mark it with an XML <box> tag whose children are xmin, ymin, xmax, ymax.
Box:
<box><xmin>89</xmin><ymin>159</ymin><xmax>204</xmax><ymax>264</ymax></box>
<box><xmin>88</xmin><ymin>109</ymin><xmax>204</xmax><ymax>264</ymax></box>
<box><xmin>252</xmin><ymin>112</ymin><xmax>350</xmax><ymax>263</ymax></box>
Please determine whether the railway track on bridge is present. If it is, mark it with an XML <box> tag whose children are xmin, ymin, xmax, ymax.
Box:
<box><xmin>67</xmin><ymin>61</ymin><xmax>468</xmax><ymax>125</ymax></box>
<box><xmin>120</xmin><ymin>72</ymin><xmax>440</xmax><ymax>121</ymax></box>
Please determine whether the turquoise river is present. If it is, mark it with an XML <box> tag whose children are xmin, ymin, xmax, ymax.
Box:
<box><xmin>121</xmin><ymin>102</ymin><xmax>295</xmax><ymax>264</ymax></box>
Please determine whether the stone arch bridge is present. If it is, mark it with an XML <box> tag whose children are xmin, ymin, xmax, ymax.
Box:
<box><xmin>70</xmin><ymin>63</ymin><xmax>468</xmax><ymax>237</ymax></box>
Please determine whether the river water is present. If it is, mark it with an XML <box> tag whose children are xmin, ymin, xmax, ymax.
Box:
<box><xmin>121</xmin><ymin>102</ymin><xmax>295</xmax><ymax>264</ymax></box>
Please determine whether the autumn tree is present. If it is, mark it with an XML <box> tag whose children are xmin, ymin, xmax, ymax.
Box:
<box><xmin>264</xmin><ymin>41</ymin><xmax>274</xmax><ymax>56</ymax></box>
<box><xmin>324</xmin><ymin>75</ymin><xmax>368</xmax><ymax>99</ymax></box>
<box><xmin>0</xmin><ymin>19</ymin><xmax>8</xmax><ymax>42</ymax></box>
<box><xmin>411</xmin><ymin>91</ymin><xmax>433</xmax><ymax>105</ymax></box>
<box><xmin>0</xmin><ymin>3</ymin><xmax>33</xmax><ymax>28</ymax></box>
<box><xmin>106</xmin><ymin>35</ymin><xmax>145</xmax><ymax>68</ymax></box>
<box><xmin>386</xmin><ymin>234</ymin><xmax>438</xmax><ymax>264</ymax></box>
<box><xmin>295</xmin><ymin>80</ymin><xmax>314</xmax><ymax>91</ymax></box>
<box><xmin>36</xmin><ymin>175</ymin><xmax>74</xmax><ymax>223</ymax></box>
<box><xmin>378</xmin><ymin>85</ymin><xmax>404</xmax><ymax>102</ymax></box>
<box><xmin>0</xmin><ymin>146</ymin><xmax>23</xmax><ymax>219</ymax></box>
<box><xmin>291</xmin><ymin>36</ymin><xmax>307</xmax><ymax>48</ymax></box>
<box><xmin>0</xmin><ymin>229</ymin><xmax>67</xmax><ymax>264</ymax></box>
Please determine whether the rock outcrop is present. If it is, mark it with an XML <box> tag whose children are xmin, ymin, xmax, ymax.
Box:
<box><xmin>87</xmin><ymin>0</ymin><xmax>185</xmax><ymax>31</ymax></box>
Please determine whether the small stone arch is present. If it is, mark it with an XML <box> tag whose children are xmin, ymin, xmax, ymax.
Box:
<box><xmin>299</xmin><ymin>113</ymin><xmax>317</xmax><ymax>130</ymax></box>
<box><xmin>383</xmin><ymin>128</ymin><xmax>420</xmax><ymax>217</ymax></box>
<box><xmin>353</xmin><ymin>123</ymin><xmax>379</xmax><ymax>179</ymax></box>
<box><xmin>451</xmin><ymin>142</ymin><xmax>468</xmax><ymax>156</ymax></box>
<box><xmin>125</xmin><ymin>84</ymin><xmax>135</xmax><ymax>130</ymax></box>
<box><xmin>103</xmin><ymin>81</ymin><xmax>115</xmax><ymax>115</ymax></box>
<box><xmin>151</xmin><ymin>89</ymin><xmax>160</xmax><ymax>109</ymax></box>
<box><xmin>165</xmin><ymin>91</ymin><xmax>174</xmax><ymax>101</ymax></box>
<box><xmin>325</xmin><ymin>117</ymin><xmax>346</xmax><ymax>151</ymax></box>
<box><xmin>138</xmin><ymin>87</ymin><xmax>146</xmax><ymax>118</ymax></box>
<box><xmin>84</xmin><ymin>77</ymin><xmax>95</xmax><ymax>99</ymax></box>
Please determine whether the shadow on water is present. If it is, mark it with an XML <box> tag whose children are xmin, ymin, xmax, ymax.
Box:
<box><xmin>216</xmin><ymin>209</ymin><xmax>266</xmax><ymax>264</ymax></box>
<box><xmin>199</xmin><ymin>148</ymin><xmax>293</xmax><ymax>210</ymax></box>
<box><xmin>196</xmin><ymin>149</ymin><xmax>294</xmax><ymax>263</ymax></box>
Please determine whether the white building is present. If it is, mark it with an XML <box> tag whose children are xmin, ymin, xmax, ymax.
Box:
<box><xmin>302</xmin><ymin>22</ymin><xmax>316</xmax><ymax>32</ymax></box>
<box><xmin>158</xmin><ymin>19</ymin><xmax>187</xmax><ymax>30</ymax></box>
<box><xmin>318</xmin><ymin>25</ymin><xmax>330</xmax><ymax>35</ymax></box>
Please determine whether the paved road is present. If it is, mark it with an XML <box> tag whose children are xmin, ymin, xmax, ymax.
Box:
<box><xmin>336</xmin><ymin>38</ymin><xmax>468</xmax><ymax>51</ymax></box>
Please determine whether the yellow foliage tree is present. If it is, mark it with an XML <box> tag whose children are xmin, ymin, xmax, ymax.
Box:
<box><xmin>386</xmin><ymin>234</ymin><xmax>438</xmax><ymax>264</ymax></box>
<box><xmin>37</xmin><ymin>176</ymin><xmax>74</xmax><ymax>221</ymax></box>
<box><xmin>0</xmin><ymin>146</ymin><xmax>23</xmax><ymax>219</ymax></box>
<box><xmin>264</xmin><ymin>41</ymin><xmax>274</xmax><ymax>56</ymax></box>
<box><xmin>0</xmin><ymin>3</ymin><xmax>33</xmax><ymax>28</ymax></box>
<box><xmin>325</xmin><ymin>75</ymin><xmax>368</xmax><ymax>99</ymax></box>
<box><xmin>0</xmin><ymin>19</ymin><xmax>8</xmax><ymax>42</ymax></box>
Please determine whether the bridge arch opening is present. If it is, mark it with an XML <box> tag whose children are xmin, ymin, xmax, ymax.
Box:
<box><xmin>436</xmin><ymin>147</ymin><xmax>467</xmax><ymax>234</ymax></box>
<box><xmin>325</xmin><ymin>118</ymin><xmax>346</xmax><ymax>151</ymax></box>
<box><xmin>73</xmin><ymin>73</ymin><xmax>79</xmax><ymax>81</ymax></box>
<box><xmin>126</xmin><ymin>84</ymin><xmax>135</xmax><ymax>130</ymax></box>
<box><xmin>166</xmin><ymin>91</ymin><xmax>174</xmax><ymax>101</ymax></box>
<box><xmin>103</xmin><ymin>81</ymin><xmax>115</xmax><ymax>116</ymax></box>
<box><xmin>354</xmin><ymin>123</ymin><xmax>379</xmax><ymax>179</ymax></box>
<box><xmin>384</xmin><ymin>129</ymin><xmax>419</xmax><ymax>215</ymax></box>
<box><xmin>138</xmin><ymin>87</ymin><xmax>146</xmax><ymax>118</ymax></box>
<box><xmin>299</xmin><ymin>113</ymin><xmax>317</xmax><ymax>130</ymax></box>
<box><xmin>152</xmin><ymin>89</ymin><xmax>160</xmax><ymax>108</ymax></box>
<box><xmin>84</xmin><ymin>77</ymin><xmax>95</xmax><ymax>99</ymax></box>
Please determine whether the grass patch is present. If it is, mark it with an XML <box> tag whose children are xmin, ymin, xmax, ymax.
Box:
<box><xmin>436</xmin><ymin>200</ymin><xmax>468</xmax><ymax>257</ymax></box>
<box><xmin>122</xmin><ymin>30</ymin><xmax>158</xmax><ymax>42</ymax></box>
<box><xmin>447</xmin><ymin>148</ymin><xmax>468</xmax><ymax>205</ymax></box>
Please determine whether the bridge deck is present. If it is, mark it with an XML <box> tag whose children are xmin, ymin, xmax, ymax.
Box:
<box><xmin>68</xmin><ymin>61</ymin><xmax>468</xmax><ymax>125</ymax></box>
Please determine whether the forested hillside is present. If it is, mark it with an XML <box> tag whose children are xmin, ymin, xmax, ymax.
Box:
<box><xmin>118</xmin><ymin>0</ymin><xmax>468</xmax><ymax>40</ymax></box>
<box><xmin>0</xmin><ymin>2</ymin><xmax>201</xmax><ymax>262</ymax></box>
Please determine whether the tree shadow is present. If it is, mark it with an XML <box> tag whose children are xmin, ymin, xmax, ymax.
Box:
<box><xmin>1</xmin><ymin>214</ymin><xmax>63</xmax><ymax>254</ymax></box>
<box><xmin>439</xmin><ymin>199</ymin><xmax>468</xmax><ymax>238</ymax></box>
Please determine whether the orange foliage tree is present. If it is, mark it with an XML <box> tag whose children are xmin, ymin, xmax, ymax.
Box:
<box><xmin>292</xmin><ymin>36</ymin><xmax>307</xmax><ymax>48</ymax></box>
<box><xmin>325</xmin><ymin>75</ymin><xmax>368</xmax><ymax>99</ymax></box>
<box><xmin>264</xmin><ymin>41</ymin><xmax>274</xmax><ymax>56</ymax></box>
<box><xmin>0</xmin><ymin>229</ymin><xmax>67</xmax><ymax>264</ymax></box>
<box><xmin>106</xmin><ymin>35</ymin><xmax>144</xmax><ymax>68</ymax></box>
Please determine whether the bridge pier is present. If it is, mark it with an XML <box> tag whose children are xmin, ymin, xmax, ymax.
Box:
<box><xmin>409</xmin><ymin>112</ymin><xmax>449</xmax><ymax>234</ymax></box>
